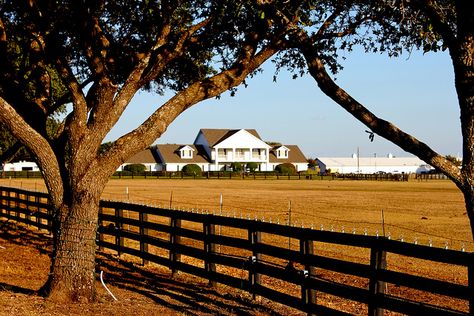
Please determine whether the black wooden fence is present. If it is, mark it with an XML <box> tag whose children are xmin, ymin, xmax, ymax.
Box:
<box><xmin>0</xmin><ymin>186</ymin><xmax>472</xmax><ymax>315</ymax></box>
<box><xmin>1</xmin><ymin>170</ymin><xmax>447</xmax><ymax>181</ymax></box>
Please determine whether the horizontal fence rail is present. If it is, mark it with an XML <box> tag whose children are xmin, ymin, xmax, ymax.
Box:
<box><xmin>0</xmin><ymin>186</ymin><xmax>471</xmax><ymax>315</ymax></box>
<box><xmin>0</xmin><ymin>170</ymin><xmax>448</xmax><ymax>181</ymax></box>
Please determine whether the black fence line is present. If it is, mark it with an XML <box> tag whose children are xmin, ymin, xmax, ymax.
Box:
<box><xmin>0</xmin><ymin>186</ymin><xmax>471</xmax><ymax>315</ymax></box>
<box><xmin>0</xmin><ymin>170</ymin><xmax>449</xmax><ymax>181</ymax></box>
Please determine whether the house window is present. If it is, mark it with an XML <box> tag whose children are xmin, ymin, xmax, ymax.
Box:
<box><xmin>218</xmin><ymin>148</ymin><xmax>227</xmax><ymax>159</ymax></box>
<box><xmin>235</xmin><ymin>148</ymin><xmax>245</xmax><ymax>159</ymax></box>
<box><xmin>180</xmin><ymin>148</ymin><xmax>193</xmax><ymax>159</ymax></box>
<box><xmin>277</xmin><ymin>148</ymin><xmax>288</xmax><ymax>159</ymax></box>
<box><xmin>252</xmin><ymin>149</ymin><xmax>263</xmax><ymax>159</ymax></box>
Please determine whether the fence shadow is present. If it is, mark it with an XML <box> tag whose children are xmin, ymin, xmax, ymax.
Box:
<box><xmin>0</xmin><ymin>220</ymin><xmax>51</xmax><ymax>255</ymax></box>
<box><xmin>97</xmin><ymin>253</ymin><xmax>282</xmax><ymax>316</ymax></box>
<box><xmin>0</xmin><ymin>220</ymin><xmax>281</xmax><ymax>315</ymax></box>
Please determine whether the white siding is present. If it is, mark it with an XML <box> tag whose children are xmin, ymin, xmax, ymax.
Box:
<box><xmin>2</xmin><ymin>161</ymin><xmax>40</xmax><ymax>172</ymax></box>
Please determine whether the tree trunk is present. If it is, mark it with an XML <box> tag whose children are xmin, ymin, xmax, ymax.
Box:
<box><xmin>41</xmin><ymin>194</ymin><xmax>100</xmax><ymax>303</ymax></box>
<box><xmin>463</xmin><ymin>186</ymin><xmax>474</xmax><ymax>239</ymax></box>
<box><xmin>452</xmin><ymin>1</ymin><xmax>474</xmax><ymax>239</ymax></box>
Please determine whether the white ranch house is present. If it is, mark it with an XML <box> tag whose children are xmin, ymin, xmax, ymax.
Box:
<box><xmin>120</xmin><ymin>128</ymin><xmax>308</xmax><ymax>172</ymax></box>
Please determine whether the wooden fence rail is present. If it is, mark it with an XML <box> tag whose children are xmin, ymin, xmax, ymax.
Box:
<box><xmin>2</xmin><ymin>170</ymin><xmax>448</xmax><ymax>181</ymax></box>
<box><xmin>0</xmin><ymin>186</ymin><xmax>472</xmax><ymax>315</ymax></box>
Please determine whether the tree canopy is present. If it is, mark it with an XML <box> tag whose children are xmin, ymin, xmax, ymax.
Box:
<box><xmin>0</xmin><ymin>0</ymin><xmax>299</xmax><ymax>302</ymax></box>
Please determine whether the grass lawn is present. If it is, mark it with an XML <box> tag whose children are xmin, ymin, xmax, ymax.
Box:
<box><xmin>4</xmin><ymin>177</ymin><xmax>470</xmax><ymax>249</ymax></box>
<box><xmin>1</xmin><ymin>177</ymin><xmax>471</xmax><ymax>314</ymax></box>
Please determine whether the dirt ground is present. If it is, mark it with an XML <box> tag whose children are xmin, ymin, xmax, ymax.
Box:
<box><xmin>0</xmin><ymin>220</ymin><xmax>469</xmax><ymax>315</ymax></box>
<box><xmin>0</xmin><ymin>221</ymin><xmax>298</xmax><ymax>316</ymax></box>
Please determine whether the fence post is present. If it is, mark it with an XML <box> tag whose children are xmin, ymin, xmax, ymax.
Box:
<box><xmin>368</xmin><ymin>238</ymin><xmax>387</xmax><ymax>316</ymax></box>
<box><xmin>46</xmin><ymin>196</ymin><xmax>53</xmax><ymax>235</ymax></box>
<box><xmin>139</xmin><ymin>211</ymin><xmax>149</xmax><ymax>266</ymax></box>
<box><xmin>25</xmin><ymin>192</ymin><xmax>31</xmax><ymax>225</ymax></box>
<box><xmin>169</xmin><ymin>216</ymin><xmax>182</xmax><ymax>276</ymax></box>
<box><xmin>203</xmin><ymin>219</ymin><xmax>217</xmax><ymax>287</ymax></box>
<box><xmin>14</xmin><ymin>190</ymin><xmax>19</xmax><ymax>218</ymax></box>
<box><xmin>97</xmin><ymin>205</ymin><xmax>104</xmax><ymax>251</ymax></box>
<box><xmin>249</xmin><ymin>228</ymin><xmax>261</xmax><ymax>299</ymax></box>
<box><xmin>115</xmin><ymin>208</ymin><xmax>124</xmax><ymax>256</ymax></box>
<box><xmin>35</xmin><ymin>194</ymin><xmax>41</xmax><ymax>230</ymax></box>
<box><xmin>0</xmin><ymin>188</ymin><xmax>5</xmax><ymax>217</ymax></box>
<box><xmin>0</xmin><ymin>188</ymin><xmax>3</xmax><ymax>217</ymax></box>
<box><xmin>300</xmin><ymin>238</ymin><xmax>316</xmax><ymax>315</ymax></box>
<box><xmin>469</xmin><ymin>259</ymin><xmax>474</xmax><ymax>315</ymax></box>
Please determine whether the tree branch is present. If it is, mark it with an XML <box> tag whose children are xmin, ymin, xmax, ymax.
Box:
<box><xmin>140</xmin><ymin>17</ymin><xmax>212</xmax><ymax>84</ymax></box>
<box><xmin>87</xmin><ymin>16</ymin><xmax>212</xmax><ymax>148</ymax></box>
<box><xmin>0</xmin><ymin>96</ymin><xmax>63</xmax><ymax>207</ymax></box>
<box><xmin>298</xmin><ymin>39</ymin><xmax>463</xmax><ymax>186</ymax></box>
<box><xmin>98</xmin><ymin>43</ymin><xmax>279</xmax><ymax>175</ymax></box>
<box><xmin>54</xmin><ymin>57</ymin><xmax>89</xmax><ymax>143</ymax></box>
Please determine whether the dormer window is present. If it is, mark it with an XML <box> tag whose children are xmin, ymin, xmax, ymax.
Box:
<box><xmin>276</xmin><ymin>146</ymin><xmax>289</xmax><ymax>159</ymax></box>
<box><xmin>179</xmin><ymin>146</ymin><xmax>194</xmax><ymax>159</ymax></box>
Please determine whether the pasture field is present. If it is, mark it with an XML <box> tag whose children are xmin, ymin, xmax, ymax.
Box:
<box><xmin>1</xmin><ymin>178</ymin><xmax>471</xmax><ymax>313</ymax></box>
<box><xmin>2</xmin><ymin>177</ymin><xmax>470</xmax><ymax>249</ymax></box>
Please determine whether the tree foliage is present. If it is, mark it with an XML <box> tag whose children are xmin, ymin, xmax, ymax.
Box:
<box><xmin>0</xmin><ymin>1</ymin><xmax>299</xmax><ymax>302</ymax></box>
<box><xmin>123</xmin><ymin>163</ymin><xmax>146</xmax><ymax>173</ymax></box>
<box><xmin>246</xmin><ymin>161</ymin><xmax>259</xmax><ymax>172</ymax></box>
<box><xmin>230</xmin><ymin>162</ymin><xmax>242</xmax><ymax>172</ymax></box>
<box><xmin>275</xmin><ymin>163</ymin><xmax>297</xmax><ymax>175</ymax></box>
<box><xmin>182</xmin><ymin>163</ymin><xmax>202</xmax><ymax>174</ymax></box>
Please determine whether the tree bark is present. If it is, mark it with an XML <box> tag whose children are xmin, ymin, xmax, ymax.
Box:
<box><xmin>40</xmin><ymin>192</ymin><xmax>100</xmax><ymax>302</ymax></box>
<box><xmin>451</xmin><ymin>3</ymin><xmax>474</xmax><ymax>238</ymax></box>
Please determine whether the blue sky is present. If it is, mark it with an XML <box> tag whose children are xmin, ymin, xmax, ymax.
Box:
<box><xmin>106</xmin><ymin>49</ymin><xmax>460</xmax><ymax>159</ymax></box>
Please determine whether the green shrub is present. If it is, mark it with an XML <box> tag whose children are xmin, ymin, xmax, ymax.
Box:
<box><xmin>182</xmin><ymin>164</ymin><xmax>202</xmax><ymax>174</ymax></box>
<box><xmin>246</xmin><ymin>162</ymin><xmax>259</xmax><ymax>172</ymax></box>
<box><xmin>230</xmin><ymin>162</ymin><xmax>242</xmax><ymax>172</ymax></box>
<box><xmin>123</xmin><ymin>164</ymin><xmax>146</xmax><ymax>173</ymax></box>
<box><xmin>275</xmin><ymin>163</ymin><xmax>296</xmax><ymax>175</ymax></box>
<box><xmin>306</xmin><ymin>166</ymin><xmax>320</xmax><ymax>175</ymax></box>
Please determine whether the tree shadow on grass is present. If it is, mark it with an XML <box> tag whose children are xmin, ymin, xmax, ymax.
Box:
<box><xmin>0</xmin><ymin>283</ymin><xmax>36</xmax><ymax>295</ymax></box>
<box><xmin>0</xmin><ymin>220</ymin><xmax>282</xmax><ymax>315</ymax></box>
<box><xmin>97</xmin><ymin>253</ymin><xmax>282</xmax><ymax>316</ymax></box>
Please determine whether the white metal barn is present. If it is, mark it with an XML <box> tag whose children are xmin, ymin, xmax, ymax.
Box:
<box><xmin>2</xmin><ymin>161</ymin><xmax>40</xmax><ymax>172</ymax></box>
<box><xmin>316</xmin><ymin>154</ymin><xmax>432</xmax><ymax>174</ymax></box>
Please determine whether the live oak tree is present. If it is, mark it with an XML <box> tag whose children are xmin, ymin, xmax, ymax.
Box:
<box><xmin>1</xmin><ymin>0</ymin><xmax>472</xmax><ymax>305</ymax></box>
<box><xmin>270</xmin><ymin>1</ymin><xmax>474</xmax><ymax>238</ymax></box>
<box><xmin>0</xmin><ymin>1</ymin><xmax>292</xmax><ymax>302</ymax></box>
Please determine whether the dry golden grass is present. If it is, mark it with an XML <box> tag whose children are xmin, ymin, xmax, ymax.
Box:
<box><xmin>2</xmin><ymin>177</ymin><xmax>470</xmax><ymax>249</ymax></box>
<box><xmin>1</xmin><ymin>178</ymin><xmax>471</xmax><ymax>314</ymax></box>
